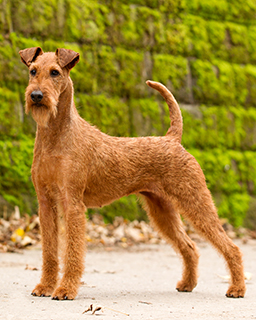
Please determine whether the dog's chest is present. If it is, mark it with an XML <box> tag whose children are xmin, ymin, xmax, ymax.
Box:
<box><xmin>32</xmin><ymin>153</ymin><xmax>65</xmax><ymax>188</ymax></box>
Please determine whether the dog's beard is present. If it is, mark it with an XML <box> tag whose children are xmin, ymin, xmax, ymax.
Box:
<box><xmin>25</xmin><ymin>90</ymin><xmax>58</xmax><ymax>127</ymax></box>
<box><xmin>29</xmin><ymin>104</ymin><xmax>57</xmax><ymax>127</ymax></box>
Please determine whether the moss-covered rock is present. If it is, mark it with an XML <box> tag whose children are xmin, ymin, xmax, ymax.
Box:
<box><xmin>1</xmin><ymin>0</ymin><xmax>256</xmax><ymax>227</ymax></box>
<box><xmin>76</xmin><ymin>93</ymin><xmax>131</xmax><ymax>136</ymax></box>
<box><xmin>191</xmin><ymin>59</ymin><xmax>248</xmax><ymax>106</ymax></box>
<box><xmin>0</xmin><ymin>136</ymin><xmax>35</xmax><ymax>214</ymax></box>
<box><xmin>182</xmin><ymin>105</ymin><xmax>256</xmax><ymax>151</ymax></box>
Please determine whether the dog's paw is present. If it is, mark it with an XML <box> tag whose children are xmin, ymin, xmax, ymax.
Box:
<box><xmin>51</xmin><ymin>286</ymin><xmax>77</xmax><ymax>300</ymax></box>
<box><xmin>226</xmin><ymin>285</ymin><xmax>246</xmax><ymax>298</ymax></box>
<box><xmin>31</xmin><ymin>283</ymin><xmax>54</xmax><ymax>297</ymax></box>
<box><xmin>176</xmin><ymin>280</ymin><xmax>196</xmax><ymax>292</ymax></box>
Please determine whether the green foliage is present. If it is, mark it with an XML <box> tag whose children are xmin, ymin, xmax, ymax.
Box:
<box><xmin>129</xmin><ymin>98</ymin><xmax>164</xmax><ymax>136</ymax></box>
<box><xmin>1</xmin><ymin>0</ymin><xmax>256</xmax><ymax>227</ymax></box>
<box><xmin>76</xmin><ymin>93</ymin><xmax>130</xmax><ymax>136</ymax></box>
<box><xmin>185</xmin><ymin>0</ymin><xmax>256</xmax><ymax>23</ymax></box>
<box><xmin>184</xmin><ymin>15</ymin><xmax>211</xmax><ymax>60</ymax></box>
<box><xmin>152</xmin><ymin>54</ymin><xmax>190</xmax><ymax>102</ymax></box>
<box><xmin>244</xmin><ymin>197</ymin><xmax>256</xmax><ymax>230</ymax></box>
<box><xmin>182</xmin><ymin>105</ymin><xmax>256</xmax><ymax>151</ymax></box>
<box><xmin>188</xmin><ymin>149</ymin><xmax>256</xmax><ymax>195</ymax></box>
<box><xmin>0</xmin><ymin>87</ymin><xmax>22</xmax><ymax>137</ymax></box>
<box><xmin>64</xmin><ymin>0</ymin><xmax>109</xmax><ymax>43</ymax></box>
<box><xmin>217</xmin><ymin>193</ymin><xmax>250</xmax><ymax>228</ymax></box>
<box><xmin>226</xmin><ymin>23</ymin><xmax>250</xmax><ymax>64</ymax></box>
<box><xmin>185</xmin><ymin>0</ymin><xmax>229</xmax><ymax>21</ymax></box>
<box><xmin>0</xmin><ymin>136</ymin><xmax>36</xmax><ymax>213</ymax></box>
<box><xmin>191</xmin><ymin>59</ymin><xmax>248</xmax><ymax>106</ymax></box>
<box><xmin>248</xmin><ymin>26</ymin><xmax>256</xmax><ymax>64</ymax></box>
<box><xmin>189</xmin><ymin>148</ymin><xmax>256</xmax><ymax>226</ymax></box>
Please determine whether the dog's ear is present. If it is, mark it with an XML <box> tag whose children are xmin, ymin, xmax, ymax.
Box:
<box><xmin>19</xmin><ymin>47</ymin><xmax>43</xmax><ymax>67</ymax></box>
<box><xmin>55</xmin><ymin>48</ymin><xmax>80</xmax><ymax>70</ymax></box>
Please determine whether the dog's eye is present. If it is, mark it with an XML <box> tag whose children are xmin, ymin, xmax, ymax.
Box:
<box><xmin>30</xmin><ymin>69</ymin><xmax>36</xmax><ymax>76</ymax></box>
<box><xmin>51</xmin><ymin>70</ymin><xmax>60</xmax><ymax>77</ymax></box>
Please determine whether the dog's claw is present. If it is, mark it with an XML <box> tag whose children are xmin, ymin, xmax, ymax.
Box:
<box><xmin>64</xmin><ymin>296</ymin><xmax>68</xmax><ymax>300</ymax></box>
<box><xmin>31</xmin><ymin>292</ymin><xmax>36</xmax><ymax>296</ymax></box>
<box><xmin>40</xmin><ymin>294</ymin><xmax>45</xmax><ymax>297</ymax></box>
<box><xmin>52</xmin><ymin>296</ymin><xmax>59</xmax><ymax>300</ymax></box>
<box><xmin>176</xmin><ymin>288</ymin><xmax>188</xmax><ymax>292</ymax></box>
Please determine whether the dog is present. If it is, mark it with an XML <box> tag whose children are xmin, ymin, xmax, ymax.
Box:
<box><xmin>19</xmin><ymin>47</ymin><xmax>246</xmax><ymax>300</ymax></box>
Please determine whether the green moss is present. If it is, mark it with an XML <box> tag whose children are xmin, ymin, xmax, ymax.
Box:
<box><xmin>187</xmin><ymin>148</ymin><xmax>256</xmax><ymax>226</ymax></box>
<box><xmin>226</xmin><ymin>23</ymin><xmax>250</xmax><ymax>64</ymax></box>
<box><xmin>190</xmin><ymin>59</ymin><xmax>219</xmax><ymax>104</ymax></box>
<box><xmin>65</xmin><ymin>0</ymin><xmax>109</xmax><ymax>43</ymax></box>
<box><xmin>245</xmin><ymin>64</ymin><xmax>256</xmax><ymax>106</ymax></box>
<box><xmin>189</xmin><ymin>149</ymin><xmax>256</xmax><ymax>196</ymax></box>
<box><xmin>182</xmin><ymin>105</ymin><xmax>256</xmax><ymax>150</ymax></box>
<box><xmin>217</xmin><ymin>193</ymin><xmax>250</xmax><ymax>227</ymax></box>
<box><xmin>115</xmin><ymin>0</ymin><xmax>185</xmax><ymax>14</ymax></box>
<box><xmin>115</xmin><ymin>47</ymin><xmax>144</xmax><ymax>97</ymax></box>
<box><xmin>185</xmin><ymin>0</ymin><xmax>229</xmax><ymax>21</ymax></box>
<box><xmin>185</xmin><ymin>0</ymin><xmax>256</xmax><ymax>23</ymax></box>
<box><xmin>129</xmin><ymin>98</ymin><xmax>164</xmax><ymax>136</ymax></box>
<box><xmin>96</xmin><ymin>45</ymin><xmax>119</xmax><ymax>94</ymax></box>
<box><xmin>0</xmin><ymin>0</ymin><xmax>12</xmax><ymax>34</ymax></box>
<box><xmin>0</xmin><ymin>136</ymin><xmax>35</xmax><ymax>214</ymax></box>
<box><xmin>184</xmin><ymin>15</ymin><xmax>211</xmax><ymax>59</ymax></box>
<box><xmin>206</xmin><ymin>21</ymin><xmax>227</xmax><ymax>61</ymax></box>
<box><xmin>152</xmin><ymin>54</ymin><xmax>188</xmax><ymax>94</ymax></box>
<box><xmin>244</xmin><ymin>197</ymin><xmax>256</xmax><ymax>230</ymax></box>
<box><xmin>154</xmin><ymin>22</ymin><xmax>189</xmax><ymax>56</ymax></box>
<box><xmin>0</xmin><ymin>87</ymin><xmax>22</xmax><ymax>137</ymax></box>
<box><xmin>191</xmin><ymin>59</ymin><xmax>248</xmax><ymax>106</ymax></box>
<box><xmin>1</xmin><ymin>0</ymin><xmax>256</xmax><ymax>227</ymax></box>
<box><xmin>11</xmin><ymin>0</ymin><xmax>58</xmax><ymax>38</ymax></box>
<box><xmin>226</xmin><ymin>0</ymin><xmax>256</xmax><ymax>22</ymax></box>
<box><xmin>248</xmin><ymin>26</ymin><xmax>256</xmax><ymax>63</ymax></box>
<box><xmin>76</xmin><ymin>93</ymin><xmax>130</xmax><ymax>136</ymax></box>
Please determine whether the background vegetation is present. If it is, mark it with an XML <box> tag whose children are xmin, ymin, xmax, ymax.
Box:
<box><xmin>1</xmin><ymin>0</ymin><xmax>256</xmax><ymax>228</ymax></box>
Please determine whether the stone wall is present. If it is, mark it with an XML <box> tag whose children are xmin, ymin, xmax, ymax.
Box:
<box><xmin>1</xmin><ymin>0</ymin><xmax>256</xmax><ymax>227</ymax></box>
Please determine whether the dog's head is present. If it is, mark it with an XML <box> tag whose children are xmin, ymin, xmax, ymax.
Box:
<box><xmin>19</xmin><ymin>47</ymin><xmax>79</xmax><ymax>127</ymax></box>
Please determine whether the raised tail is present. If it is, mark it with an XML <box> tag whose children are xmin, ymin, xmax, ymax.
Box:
<box><xmin>146</xmin><ymin>80</ymin><xmax>183</xmax><ymax>143</ymax></box>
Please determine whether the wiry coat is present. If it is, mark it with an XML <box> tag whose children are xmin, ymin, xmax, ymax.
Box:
<box><xmin>19</xmin><ymin>47</ymin><xmax>246</xmax><ymax>300</ymax></box>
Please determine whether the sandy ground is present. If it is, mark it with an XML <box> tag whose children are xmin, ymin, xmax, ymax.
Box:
<box><xmin>0</xmin><ymin>240</ymin><xmax>255</xmax><ymax>320</ymax></box>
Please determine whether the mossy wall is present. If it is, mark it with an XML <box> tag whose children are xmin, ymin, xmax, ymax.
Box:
<box><xmin>1</xmin><ymin>0</ymin><xmax>256</xmax><ymax>227</ymax></box>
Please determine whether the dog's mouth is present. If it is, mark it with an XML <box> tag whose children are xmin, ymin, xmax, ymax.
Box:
<box><xmin>32</xmin><ymin>103</ymin><xmax>48</xmax><ymax>109</ymax></box>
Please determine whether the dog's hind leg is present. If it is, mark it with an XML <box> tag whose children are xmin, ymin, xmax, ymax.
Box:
<box><xmin>175</xmin><ymin>186</ymin><xmax>246</xmax><ymax>298</ymax></box>
<box><xmin>141</xmin><ymin>192</ymin><xmax>199</xmax><ymax>292</ymax></box>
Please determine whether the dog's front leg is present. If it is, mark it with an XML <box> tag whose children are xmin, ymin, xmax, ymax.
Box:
<box><xmin>52</xmin><ymin>200</ymin><xmax>86</xmax><ymax>300</ymax></box>
<box><xmin>32</xmin><ymin>194</ymin><xmax>59</xmax><ymax>297</ymax></box>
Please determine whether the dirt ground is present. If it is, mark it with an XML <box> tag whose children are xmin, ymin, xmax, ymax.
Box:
<box><xmin>0</xmin><ymin>240</ymin><xmax>255</xmax><ymax>320</ymax></box>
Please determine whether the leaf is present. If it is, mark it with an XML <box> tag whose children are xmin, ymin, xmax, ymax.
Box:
<box><xmin>82</xmin><ymin>304</ymin><xmax>102</xmax><ymax>315</ymax></box>
<box><xmin>82</xmin><ymin>304</ymin><xmax>129</xmax><ymax>316</ymax></box>
<box><xmin>25</xmin><ymin>264</ymin><xmax>39</xmax><ymax>271</ymax></box>
<box><xmin>11</xmin><ymin>228</ymin><xmax>25</xmax><ymax>242</ymax></box>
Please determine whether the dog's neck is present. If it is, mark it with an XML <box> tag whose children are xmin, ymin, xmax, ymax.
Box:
<box><xmin>36</xmin><ymin>77</ymin><xmax>80</xmax><ymax>145</ymax></box>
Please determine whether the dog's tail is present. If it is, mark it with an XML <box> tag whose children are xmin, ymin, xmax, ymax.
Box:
<box><xmin>146</xmin><ymin>80</ymin><xmax>182</xmax><ymax>143</ymax></box>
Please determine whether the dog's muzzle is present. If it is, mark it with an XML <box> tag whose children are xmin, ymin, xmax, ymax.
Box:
<box><xmin>31</xmin><ymin>90</ymin><xmax>43</xmax><ymax>103</ymax></box>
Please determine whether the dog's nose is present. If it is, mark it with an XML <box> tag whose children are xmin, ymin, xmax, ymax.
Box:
<box><xmin>31</xmin><ymin>90</ymin><xmax>43</xmax><ymax>103</ymax></box>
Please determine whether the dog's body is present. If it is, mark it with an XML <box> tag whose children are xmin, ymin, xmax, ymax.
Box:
<box><xmin>19</xmin><ymin>47</ymin><xmax>246</xmax><ymax>300</ymax></box>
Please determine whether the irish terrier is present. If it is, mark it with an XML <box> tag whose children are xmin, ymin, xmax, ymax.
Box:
<box><xmin>19</xmin><ymin>47</ymin><xmax>246</xmax><ymax>300</ymax></box>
